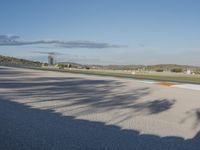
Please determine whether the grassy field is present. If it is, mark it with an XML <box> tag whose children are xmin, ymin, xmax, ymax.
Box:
<box><xmin>18</xmin><ymin>66</ymin><xmax>200</xmax><ymax>84</ymax></box>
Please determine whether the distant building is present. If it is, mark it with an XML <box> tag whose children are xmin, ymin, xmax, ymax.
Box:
<box><xmin>48</xmin><ymin>55</ymin><xmax>54</xmax><ymax>65</ymax></box>
<box><xmin>186</xmin><ymin>69</ymin><xmax>192</xmax><ymax>75</ymax></box>
<box><xmin>131</xmin><ymin>71</ymin><xmax>136</xmax><ymax>75</ymax></box>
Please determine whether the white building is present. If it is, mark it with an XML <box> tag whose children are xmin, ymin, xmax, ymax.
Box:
<box><xmin>186</xmin><ymin>69</ymin><xmax>192</xmax><ymax>75</ymax></box>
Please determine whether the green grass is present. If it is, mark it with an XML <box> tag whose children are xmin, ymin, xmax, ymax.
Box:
<box><xmin>12</xmin><ymin>65</ymin><xmax>200</xmax><ymax>84</ymax></box>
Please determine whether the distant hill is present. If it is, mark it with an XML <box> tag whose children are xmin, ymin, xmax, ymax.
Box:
<box><xmin>58</xmin><ymin>61</ymin><xmax>200</xmax><ymax>71</ymax></box>
<box><xmin>0</xmin><ymin>55</ymin><xmax>42</xmax><ymax>67</ymax></box>
<box><xmin>144</xmin><ymin>64</ymin><xmax>200</xmax><ymax>71</ymax></box>
<box><xmin>0</xmin><ymin>55</ymin><xmax>199</xmax><ymax>73</ymax></box>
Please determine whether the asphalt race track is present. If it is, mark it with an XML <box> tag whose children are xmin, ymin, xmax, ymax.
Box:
<box><xmin>1</xmin><ymin>66</ymin><xmax>200</xmax><ymax>150</ymax></box>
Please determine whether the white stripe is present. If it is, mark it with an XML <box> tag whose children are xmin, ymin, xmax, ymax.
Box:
<box><xmin>138</xmin><ymin>80</ymin><xmax>157</xmax><ymax>84</ymax></box>
<box><xmin>172</xmin><ymin>84</ymin><xmax>200</xmax><ymax>91</ymax></box>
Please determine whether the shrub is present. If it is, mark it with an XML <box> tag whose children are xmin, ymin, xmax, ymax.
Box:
<box><xmin>155</xmin><ymin>69</ymin><xmax>164</xmax><ymax>72</ymax></box>
<box><xmin>171</xmin><ymin>68</ymin><xmax>183</xmax><ymax>73</ymax></box>
<box><xmin>85</xmin><ymin>66</ymin><xmax>90</xmax><ymax>70</ymax></box>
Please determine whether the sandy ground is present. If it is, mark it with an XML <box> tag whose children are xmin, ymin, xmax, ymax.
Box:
<box><xmin>0</xmin><ymin>66</ymin><xmax>200</xmax><ymax>150</ymax></box>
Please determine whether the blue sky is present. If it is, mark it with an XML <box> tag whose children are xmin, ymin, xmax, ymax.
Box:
<box><xmin>0</xmin><ymin>0</ymin><xmax>200</xmax><ymax>65</ymax></box>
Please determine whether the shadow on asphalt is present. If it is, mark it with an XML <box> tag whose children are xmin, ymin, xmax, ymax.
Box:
<box><xmin>0</xmin><ymin>99</ymin><xmax>200</xmax><ymax>150</ymax></box>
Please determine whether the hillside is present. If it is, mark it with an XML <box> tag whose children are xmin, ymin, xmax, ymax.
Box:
<box><xmin>0</xmin><ymin>54</ymin><xmax>199</xmax><ymax>74</ymax></box>
<box><xmin>0</xmin><ymin>55</ymin><xmax>42</xmax><ymax>67</ymax></box>
<box><xmin>58</xmin><ymin>61</ymin><xmax>200</xmax><ymax>72</ymax></box>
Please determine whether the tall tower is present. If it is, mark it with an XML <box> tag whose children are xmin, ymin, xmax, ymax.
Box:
<box><xmin>48</xmin><ymin>54</ymin><xmax>54</xmax><ymax>65</ymax></box>
<box><xmin>32</xmin><ymin>51</ymin><xmax>58</xmax><ymax>65</ymax></box>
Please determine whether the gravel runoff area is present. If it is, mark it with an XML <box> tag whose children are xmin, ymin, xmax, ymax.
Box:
<box><xmin>0</xmin><ymin>66</ymin><xmax>200</xmax><ymax>150</ymax></box>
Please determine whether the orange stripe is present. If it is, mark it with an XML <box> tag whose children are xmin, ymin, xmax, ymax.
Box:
<box><xmin>156</xmin><ymin>82</ymin><xmax>176</xmax><ymax>86</ymax></box>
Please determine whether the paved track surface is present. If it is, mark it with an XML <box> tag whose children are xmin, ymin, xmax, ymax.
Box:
<box><xmin>0</xmin><ymin>66</ymin><xmax>200</xmax><ymax>150</ymax></box>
